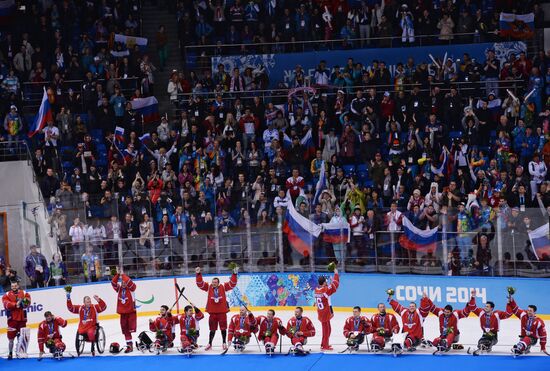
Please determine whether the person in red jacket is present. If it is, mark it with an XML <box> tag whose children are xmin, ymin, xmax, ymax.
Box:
<box><xmin>256</xmin><ymin>309</ymin><xmax>286</xmax><ymax>354</ymax></box>
<box><xmin>227</xmin><ymin>306</ymin><xmax>257</xmax><ymax>351</ymax></box>
<box><xmin>467</xmin><ymin>289</ymin><xmax>513</xmax><ymax>353</ymax></box>
<box><xmin>370</xmin><ymin>302</ymin><xmax>400</xmax><ymax>351</ymax></box>
<box><xmin>420</xmin><ymin>292</ymin><xmax>470</xmax><ymax>352</ymax></box>
<box><xmin>507</xmin><ymin>295</ymin><xmax>547</xmax><ymax>355</ymax></box>
<box><xmin>175</xmin><ymin>305</ymin><xmax>204</xmax><ymax>351</ymax></box>
<box><xmin>388</xmin><ymin>291</ymin><xmax>430</xmax><ymax>351</ymax></box>
<box><xmin>66</xmin><ymin>292</ymin><xmax>107</xmax><ymax>356</ymax></box>
<box><xmin>314</xmin><ymin>268</ymin><xmax>339</xmax><ymax>350</ymax></box>
<box><xmin>111</xmin><ymin>268</ymin><xmax>137</xmax><ymax>352</ymax></box>
<box><xmin>37</xmin><ymin>311</ymin><xmax>67</xmax><ymax>359</ymax></box>
<box><xmin>2</xmin><ymin>281</ymin><xmax>31</xmax><ymax>360</ymax></box>
<box><xmin>343</xmin><ymin>306</ymin><xmax>371</xmax><ymax>351</ymax></box>
<box><xmin>149</xmin><ymin>305</ymin><xmax>175</xmax><ymax>351</ymax></box>
<box><xmin>285</xmin><ymin>168</ymin><xmax>305</xmax><ymax>201</ymax></box>
<box><xmin>286</xmin><ymin>306</ymin><xmax>316</xmax><ymax>354</ymax></box>
<box><xmin>195</xmin><ymin>265</ymin><xmax>238</xmax><ymax>351</ymax></box>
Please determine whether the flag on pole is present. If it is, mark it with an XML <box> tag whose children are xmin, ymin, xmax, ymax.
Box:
<box><xmin>130</xmin><ymin>96</ymin><xmax>160</xmax><ymax>124</ymax></box>
<box><xmin>313</xmin><ymin>160</ymin><xmax>327</xmax><ymax>205</ymax></box>
<box><xmin>28</xmin><ymin>88</ymin><xmax>53</xmax><ymax>137</ymax></box>
<box><xmin>114</xmin><ymin>126</ymin><xmax>125</xmax><ymax>142</ymax></box>
<box><xmin>282</xmin><ymin>195</ymin><xmax>322</xmax><ymax>256</ymax></box>
<box><xmin>138</xmin><ymin>132</ymin><xmax>151</xmax><ymax>145</ymax></box>
<box><xmin>300</xmin><ymin>128</ymin><xmax>315</xmax><ymax>159</ymax></box>
<box><xmin>528</xmin><ymin>223</ymin><xmax>550</xmax><ymax>260</ymax></box>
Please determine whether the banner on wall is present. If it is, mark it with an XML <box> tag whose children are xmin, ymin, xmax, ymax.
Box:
<box><xmin>3</xmin><ymin>273</ymin><xmax>550</xmax><ymax>326</ymax></box>
<box><xmin>212</xmin><ymin>42</ymin><xmax>527</xmax><ymax>88</ymax></box>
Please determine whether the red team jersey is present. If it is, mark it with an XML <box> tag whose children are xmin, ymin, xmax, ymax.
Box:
<box><xmin>371</xmin><ymin>312</ymin><xmax>400</xmax><ymax>336</ymax></box>
<box><xmin>314</xmin><ymin>272</ymin><xmax>340</xmax><ymax>322</ymax></box>
<box><xmin>256</xmin><ymin>315</ymin><xmax>286</xmax><ymax>339</ymax></box>
<box><xmin>67</xmin><ymin>298</ymin><xmax>107</xmax><ymax>333</ymax></box>
<box><xmin>2</xmin><ymin>290</ymin><xmax>31</xmax><ymax>322</ymax></box>
<box><xmin>420</xmin><ymin>297</ymin><xmax>470</xmax><ymax>336</ymax></box>
<box><xmin>149</xmin><ymin>314</ymin><xmax>175</xmax><ymax>341</ymax></box>
<box><xmin>343</xmin><ymin>316</ymin><xmax>371</xmax><ymax>338</ymax></box>
<box><xmin>111</xmin><ymin>274</ymin><xmax>136</xmax><ymax>314</ymax></box>
<box><xmin>286</xmin><ymin>316</ymin><xmax>316</xmax><ymax>338</ymax></box>
<box><xmin>228</xmin><ymin>313</ymin><xmax>257</xmax><ymax>342</ymax></box>
<box><xmin>507</xmin><ymin>298</ymin><xmax>547</xmax><ymax>351</ymax></box>
<box><xmin>37</xmin><ymin>317</ymin><xmax>67</xmax><ymax>352</ymax></box>
<box><xmin>389</xmin><ymin>299</ymin><xmax>428</xmax><ymax>339</ymax></box>
<box><xmin>196</xmin><ymin>272</ymin><xmax>237</xmax><ymax>314</ymax></box>
<box><xmin>467</xmin><ymin>296</ymin><xmax>512</xmax><ymax>334</ymax></box>
<box><xmin>175</xmin><ymin>309</ymin><xmax>205</xmax><ymax>336</ymax></box>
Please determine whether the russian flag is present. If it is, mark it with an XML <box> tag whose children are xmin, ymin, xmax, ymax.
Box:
<box><xmin>28</xmin><ymin>88</ymin><xmax>53</xmax><ymax>138</ymax></box>
<box><xmin>528</xmin><ymin>223</ymin><xmax>550</xmax><ymax>260</ymax></box>
<box><xmin>398</xmin><ymin>216</ymin><xmax>439</xmax><ymax>253</ymax></box>
<box><xmin>131</xmin><ymin>96</ymin><xmax>160</xmax><ymax>124</ymax></box>
<box><xmin>282</xmin><ymin>195</ymin><xmax>321</xmax><ymax>256</ymax></box>
<box><xmin>499</xmin><ymin>12</ymin><xmax>534</xmax><ymax>39</ymax></box>
<box><xmin>139</xmin><ymin>132</ymin><xmax>151</xmax><ymax>145</ymax></box>
<box><xmin>114</xmin><ymin>126</ymin><xmax>125</xmax><ymax>142</ymax></box>
<box><xmin>321</xmin><ymin>220</ymin><xmax>350</xmax><ymax>244</ymax></box>
<box><xmin>313</xmin><ymin>160</ymin><xmax>327</xmax><ymax>205</ymax></box>
<box><xmin>300</xmin><ymin>128</ymin><xmax>315</xmax><ymax>159</ymax></box>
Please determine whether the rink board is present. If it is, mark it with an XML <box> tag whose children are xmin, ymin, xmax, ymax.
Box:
<box><xmin>1</xmin><ymin>353</ymin><xmax>548</xmax><ymax>371</ymax></box>
<box><xmin>2</xmin><ymin>273</ymin><xmax>549</xmax><ymax>328</ymax></box>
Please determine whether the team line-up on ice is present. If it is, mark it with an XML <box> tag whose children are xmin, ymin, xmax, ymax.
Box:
<box><xmin>2</xmin><ymin>263</ymin><xmax>547</xmax><ymax>359</ymax></box>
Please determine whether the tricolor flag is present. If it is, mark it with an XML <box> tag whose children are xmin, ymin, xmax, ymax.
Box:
<box><xmin>499</xmin><ymin>13</ymin><xmax>534</xmax><ymax>39</ymax></box>
<box><xmin>139</xmin><ymin>132</ymin><xmax>151</xmax><ymax>145</ymax></box>
<box><xmin>28</xmin><ymin>88</ymin><xmax>53</xmax><ymax>138</ymax></box>
<box><xmin>321</xmin><ymin>219</ymin><xmax>350</xmax><ymax>244</ymax></box>
<box><xmin>131</xmin><ymin>96</ymin><xmax>160</xmax><ymax>124</ymax></box>
<box><xmin>528</xmin><ymin>223</ymin><xmax>550</xmax><ymax>260</ymax></box>
<box><xmin>114</xmin><ymin>126</ymin><xmax>125</xmax><ymax>142</ymax></box>
<box><xmin>313</xmin><ymin>160</ymin><xmax>327</xmax><ymax>205</ymax></box>
<box><xmin>300</xmin><ymin>128</ymin><xmax>315</xmax><ymax>159</ymax></box>
<box><xmin>282</xmin><ymin>195</ymin><xmax>322</xmax><ymax>256</ymax></box>
<box><xmin>114</xmin><ymin>34</ymin><xmax>148</xmax><ymax>47</ymax></box>
<box><xmin>398</xmin><ymin>216</ymin><xmax>439</xmax><ymax>253</ymax></box>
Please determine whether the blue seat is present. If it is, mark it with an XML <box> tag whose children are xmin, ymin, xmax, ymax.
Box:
<box><xmin>343</xmin><ymin>165</ymin><xmax>355</xmax><ymax>177</ymax></box>
<box><xmin>449</xmin><ymin>131</ymin><xmax>462</xmax><ymax>140</ymax></box>
<box><xmin>95</xmin><ymin>157</ymin><xmax>107</xmax><ymax>168</ymax></box>
<box><xmin>356</xmin><ymin>164</ymin><xmax>368</xmax><ymax>173</ymax></box>
<box><xmin>90</xmin><ymin>128</ymin><xmax>103</xmax><ymax>139</ymax></box>
<box><xmin>362</xmin><ymin>180</ymin><xmax>374</xmax><ymax>188</ymax></box>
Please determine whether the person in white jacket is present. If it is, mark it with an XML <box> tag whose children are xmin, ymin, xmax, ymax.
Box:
<box><xmin>330</xmin><ymin>206</ymin><xmax>348</xmax><ymax>266</ymax></box>
<box><xmin>528</xmin><ymin>153</ymin><xmax>547</xmax><ymax>199</ymax></box>
<box><xmin>424</xmin><ymin>182</ymin><xmax>442</xmax><ymax>213</ymax></box>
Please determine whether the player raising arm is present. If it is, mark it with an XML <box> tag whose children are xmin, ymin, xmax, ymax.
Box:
<box><xmin>314</xmin><ymin>267</ymin><xmax>339</xmax><ymax>351</ymax></box>
<box><xmin>287</xmin><ymin>306</ymin><xmax>316</xmax><ymax>355</ymax></box>
<box><xmin>195</xmin><ymin>265</ymin><xmax>238</xmax><ymax>351</ymax></box>
<box><xmin>370</xmin><ymin>302</ymin><xmax>400</xmax><ymax>351</ymax></box>
<box><xmin>467</xmin><ymin>289</ymin><xmax>513</xmax><ymax>355</ymax></box>
<box><xmin>420</xmin><ymin>292</ymin><xmax>470</xmax><ymax>353</ymax></box>
<box><xmin>506</xmin><ymin>290</ymin><xmax>547</xmax><ymax>356</ymax></box>
<box><xmin>66</xmin><ymin>290</ymin><xmax>107</xmax><ymax>356</ymax></box>
<box><xmin>111</xmin><ymin>267</ymin><xmax>137</xmax><ymax>353</ymax></box>
<box><xmin>149</xmin><ymin>305</ymin><xmax>175</xmax><ymax>353</ymax></box>
<box><xmin>37</xmin><ymin>311</ymin><xmax>67</xmax><ymax>359</ymax></box>
<box><xmin>387</xmin><ymin>289</ymin><xmax>429</xmax><ymax>351</ymax></box>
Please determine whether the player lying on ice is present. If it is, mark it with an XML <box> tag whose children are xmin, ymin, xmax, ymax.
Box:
<box><xmin>419</xmin><ymin>292</ymin><xmax>470</xmax><ymax>353</ymax></box>
<box><xmin>38</xmin><ymin>311</ymin><xmax>67</xmax><ymax>359</ymax></box>
<box><xmin>256</xmin><ymin>309</ymin><xmax>287</xmax><ymax>355</ymax></box>
<box><xmin>227</xmin><ymin>306</ymin><xmax>257</xmax><ymax>352</ymax></box>
<box><xmin>175</xmin><ymin>305</ymin><xmax>204</xmax><ymax>353</ymax></box>
<box><xmin>343</xmin><ymin>306</ymin><xmax>372</xmax><ymax>351</ymax></box>
<box><xmin>387</xmin><ymin>289</ymin><xmax>429</xmax><ymax>352</ymax></box>
<box><xmin>286</xmin><ymin>306</ymin><xmax>316</xmax><ymax>355</ymax></box>
<box><xmin>506</xmin><ymin>289</ymin><xmax>547</xmax><ymax>356</ymax></box>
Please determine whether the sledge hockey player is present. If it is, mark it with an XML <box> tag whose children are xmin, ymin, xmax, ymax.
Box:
<box><xmin>176</xmin><ymin>305</ymin><xmax>204</xmax><ymax>352</ymax></box>
<box><xmin>370</xmin><ymin>303</ymin><xmax>400</xmax><ymax>351</ymax></box>
<box><xmin>314</xmin><ymin>267</ymin><xmax>339</xmax><ymax>350</ymax></box>
<box><xmin>227</xmin><ymin>306</ymin><xmax>257</xmax><ymax>352</ymax></box>
<box><xmin>37</xmin><ymin>311</ymin><xmax>67</xmax><ymax>359</ymax></box>
<box><xmin>420</xmin><ymin>292</ymin><xmax>470</xmax><ymax>353</ymax></box>
<box><xmin>286</xmin><ymin>306</ymin><xmax>316</xmax><ymax>355</ymax></box>
<box><xmin>2</xmin><ymin>281</ymin><xmax>31</xmax><ymax>359</ymax></box>
<box><xmin>195</xmin><ymin>265</ymin><xmax>238</xmax><ymax>351</ymax></box>
<box><xmin>111</xmin><ymin>267</ymin><xmax>137</xmax><ymax>353</ymax></box>
<box><xmin>149</xmin><ymin>305</ymin><xmax>175</xmax><ymax>352</ymax></box>
<box><xmin>388</xmin><ymin>290</ymin><xmax>429</xmax><ymax>351</ymax></box>
<box><xmin>467</xmin><ymin>289</ymin><xmax>513</xmax><ymax>354</ymax></box>
<box><xmin>257</xmin><ymin>309</ymin><xmax>287</xmax><ymax>355</ymax></box>
<box><xmin>66</xmin><ymin>291</ymin><xmax>107</xmax><ymax>356</ymax></box>
<box><xmin>507</xmin><ymin>293</ymin><xmax>547</xmax><ymax>355</ymax></box>
<box><xmin>343</xmin><ymin>306</ymin><xmax>371</xmax><ymax>351</ymax></box>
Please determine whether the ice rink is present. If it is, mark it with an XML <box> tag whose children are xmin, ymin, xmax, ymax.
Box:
<box><xmin>1</xmin><ymin>308</ymin><xmax>549</xmax><ymax>370</ymax></box>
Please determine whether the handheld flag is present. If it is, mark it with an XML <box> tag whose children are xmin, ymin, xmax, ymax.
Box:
<box><xmin>282</xmin><ymin>195</ymin><xmax>321</xmax><ymax>256</ymax></box>
<box><xmin>28</xmin><ymin>88</ymin><xmax>53</xmax><ymax>137</ymax></box>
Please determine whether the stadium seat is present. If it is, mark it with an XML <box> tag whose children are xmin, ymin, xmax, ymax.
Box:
<box><xmin>343</xmin><ymin>165</ymin><xmax>355</xmax><ymax>177</ymax></box>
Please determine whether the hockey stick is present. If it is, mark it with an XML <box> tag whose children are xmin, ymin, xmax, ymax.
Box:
<box><xmin>234</xmin><ymin>294</ymin><xmax>262</xmax><ymax>352</ymax></box>
<box><xmin>168</xmin><ymin>283</ymin><xmax>185</xmax><ymax>312</ymax></box>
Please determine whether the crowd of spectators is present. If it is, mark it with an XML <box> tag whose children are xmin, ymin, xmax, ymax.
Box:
<box><xmin>0</xmin><ymin>1</ymin><xmax>549</xmax><ymax>287</ymax></box>
<box><xmin>176</xmin><ymin>0</ymin><xmax>545</xmax><ymax>54</ymax></box>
